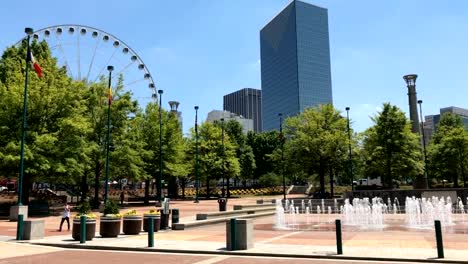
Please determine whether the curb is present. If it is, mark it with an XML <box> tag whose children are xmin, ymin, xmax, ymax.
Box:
<box><xmin>30</xmin><ymin>242</ymin><xmax>468</xmax><ymax>264</ymax></box>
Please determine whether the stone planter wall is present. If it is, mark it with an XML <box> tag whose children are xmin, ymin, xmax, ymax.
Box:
<box><xmin>99</xmin><ymin>217</ymin><xmax>121</xmax><ymax>237</ymax></box>
<box><xmin>72</xmin><ymin>218</ymin><xmax>96</xmax><ymax>241</ymax></box>
<box><xmin>122</xmin><ymin>216</ymin><xmax>142</xmax><ymax>235</ymax></box>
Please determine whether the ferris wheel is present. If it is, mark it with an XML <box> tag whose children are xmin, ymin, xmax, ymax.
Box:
<box><xmin>15</xmin><ymin>24</ymin><xmax>157</xmax><ymax>103</ymax></box>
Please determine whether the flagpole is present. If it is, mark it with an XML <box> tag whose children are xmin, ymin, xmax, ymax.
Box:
<box><xmin>104</xmin><ymin>65</ymin><xmax>113</xmax><ymax>205</ymax></box>
<box><xmin>18</xmin><ymin>28</ymin><xmax>34</xmax><ymax>206</ymax></box>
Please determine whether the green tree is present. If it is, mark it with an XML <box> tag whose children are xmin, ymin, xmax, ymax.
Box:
<box><xmin>0</xmin><ymin>41</ymin><xmax>92</xmax><ymax>204</ymax></box>
<box><xmin>428</xmin><ymin>113</ymin><xmax>468</xmax><ymax>187</ymax></box>
<box><xmin>141</xmin><ymin>103</ymin><xmax>187</xmax><ymax>203</ymax></box>
<box><xmin>245</xmin><ymin>131</ymin><xmax>281</xmax><ymax>182</ymax></box>
<box><xmin>284</xmin><ymin>104</ymin><xmax>348</xmax><ymax>196</ymax></box>
<box><xmin>191</xmin><ymin>122</ymin><xmax>239</xmax><ymax>197</ymax></box>
<box><xmin>361</xmin><ymin>103</ymin><xmax>423</xmax><ymax>188</ymax></box>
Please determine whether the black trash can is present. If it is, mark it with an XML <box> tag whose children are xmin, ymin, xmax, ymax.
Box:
<box><xmin>158</xmin><ymin>209</ymin><xmax>170</xmax><ymax>230</ymax></box>
<box><xmin>172</xmin><ymin>209</ymin><xmax>179</xmax><ymax>224</ymax></box>
<box><xmin>218</xmin><ymin>198</ymin><xmax>227</xmax><ymax>211</ymax></box>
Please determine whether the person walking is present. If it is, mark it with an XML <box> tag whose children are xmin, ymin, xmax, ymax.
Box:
<box><xmin>58</xmin><ymin>203</ymin><xmax>71</xmax><ymax>231</ymax></box>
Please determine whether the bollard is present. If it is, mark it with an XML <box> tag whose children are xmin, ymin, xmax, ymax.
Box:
<box><xmin>148</xmin><ymin>216</ymin><xmax>154</xmax><ymax>248</ymax></box>
<box><xmin>16</xmin><ymin>214</ymin><xmax>24</xmax><ymax>240</ymax></box>
<box><xmin>230</xmin><ymin>218</ymin><xmax>237</xmax><ymax>251</ymax></box>
<box><xmin>80</xmin><ymin>215</ymin><xmax>87</xmax><ymax>244</ymax></box>
<box><xmin>435</xmin><ymin>220</ymin><xmax>444</xmax><ymax>258</ymax></box>
<box><xmin>335</xmin><ymin>219</ymin><xmax>343</xmax><ymax>255</ymax></box>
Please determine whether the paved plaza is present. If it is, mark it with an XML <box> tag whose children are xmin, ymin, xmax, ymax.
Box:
<box><xmin>1</xmin><ymin>196</ymin><xmax>468</xmax><ymax>263</ymax></box>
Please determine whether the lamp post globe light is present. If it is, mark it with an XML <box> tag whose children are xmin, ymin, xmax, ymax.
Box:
<box><xmin>220</xmin><ymin>118</ymin><xmax>225</xmax><ymax>198</ymax></box>
<box><xmin>157</xmin><ymin>89</ymin><xmax>163</xmax><ymax>204</ymax></box>
<box><xmin>345</xmin><ymin>107</ymin><xmax>353</xmax><ymax>192</ymax></box>
<box><xmin>103</xmin><ymin>65</ymin><xmax>114</xmax><ymax>205</ymax></box>
<box><xmin>418</xmin><ymin>100</ymin><xmax>430</xmax><ymax>188</ymax></box>
<box><xmin>194</xmin><ymin>106</ymin><xmax>200</xmax><ymax>203</ymax></box>
<box><xmin>279</xmin><ymin>113</ymin><xmax>286</xmax><ymax>201</ymax></box>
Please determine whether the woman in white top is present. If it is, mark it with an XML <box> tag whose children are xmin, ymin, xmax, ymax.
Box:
<box><xmin>58</xmin><ymin>203</ymin><xmax>71</xmax><ymax>231</ymax></box>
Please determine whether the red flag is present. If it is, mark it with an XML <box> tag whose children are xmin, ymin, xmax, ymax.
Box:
<box><xmin>26</xmin><ymin>48</ymin><xmax>43</xmax><ymax>78</ymax></box>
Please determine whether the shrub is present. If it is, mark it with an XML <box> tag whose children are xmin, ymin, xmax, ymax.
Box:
<box><xmin>104</xmin><ymin>200</ymin><xmax>119</xmax><ymax>215</ymax></box>
<box><xmin>259</xmin><ymin>172</ymin><xmax>282</xmax><ymax>187</ymax></box>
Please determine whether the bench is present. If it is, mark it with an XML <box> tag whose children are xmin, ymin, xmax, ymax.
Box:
<box><xmin>196</xmin><ymin>207</ymin><xmax>275</xmax><ymax>220</ymax></box>
<box><xmin>173</xmin><ymin>211</ymin><xmax>275</xmax><ymax>230</ymax></box>
<box><xmin>256</xmin><ymin>199</ymin><xmax>276</xmax><ymax>204</ymax></box>
<box><xmin>233</xmin><ymin>204</ymin><xmax>276</xmax><ymax>210</ymax></box>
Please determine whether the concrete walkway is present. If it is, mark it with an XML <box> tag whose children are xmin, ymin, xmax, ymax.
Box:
<box><xmin>1</xmin><ymin>195</ymin><xmax>468</xmax><ymax>263</ymax></box>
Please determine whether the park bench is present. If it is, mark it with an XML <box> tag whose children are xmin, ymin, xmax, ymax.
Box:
<box><xmin>196</xmin><ymin>207</ymin><xmax>275</xmax><ymax>220</ymax></box>
<box><xmin>173</xmin><ymin>211</ymin><xmax>274</xmax><ymax>230</ymax></box>
<box><xmin>233</xmin><ymin>203</ymin><xmax>276</xmax><ymax>210</ymax></box>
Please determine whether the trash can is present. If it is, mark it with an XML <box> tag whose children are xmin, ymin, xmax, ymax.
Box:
<box><xmin>158</xmin><ymin>209</ymin><xmax>170</xmax><ymax>230</ymax></box>
<box><xmin>172</xmin><ymin>209</ymin><xmax>179</xmax><ymax>224</ymax></box>
<box><xmin>218</xmin><ymin>198</ymin><xmax>227</xmax><ymax>212</ymax></box>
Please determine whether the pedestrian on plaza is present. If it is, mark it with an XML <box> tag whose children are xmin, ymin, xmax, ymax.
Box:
<box><xmin>58</xmin><ymin>203</ymin><xmax>70</xmax><ymax>231</ymax></box>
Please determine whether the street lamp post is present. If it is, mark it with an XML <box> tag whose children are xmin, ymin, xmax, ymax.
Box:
<box><xmin>279</xmin><ymin>113</ymin><xmax>286</xmax><ymax>201</ymax></box>
<box><xmin>220</xmin><ymin>118</ymin><xmax>225</xmax><ymax>198</ymax></box>
<box><xmin>104</xmin><ymin>65</ymin><xmax>113</xmax><ymax>205</ymax></box>
<box><xmin>17</xmin><ymin>27</ymin><xmax>34</xmax><ymax>206</ymax></box>
<box><xmin>345</xmin><ymin>107</ymin><xmax>354</xmax><ymax>192</ymax></box>
<box><xmin>157</xmin><ymin>89</ymin><xmax>163</xmax><ymax>204</ymax></box>
<box><xmin>418</xmin><ymin>100</ymin><xmax>430</xmax><ymax>188</ymax></box>
<box><xmin>194</xmin><ymin>106</ymin><xmax>200</xmax><ymax>203</ymax></box>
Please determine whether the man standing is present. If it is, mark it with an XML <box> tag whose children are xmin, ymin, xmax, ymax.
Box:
<box><xmin>58</xmin><ymin>203</ymin><xmax>70</xmax><ymax>231</ymax></box>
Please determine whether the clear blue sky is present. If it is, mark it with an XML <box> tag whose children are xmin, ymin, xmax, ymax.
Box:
<box><xmin>1</xmin><ymin>0</ymin><xmax>468</xmax><ymax>134</ymax></box>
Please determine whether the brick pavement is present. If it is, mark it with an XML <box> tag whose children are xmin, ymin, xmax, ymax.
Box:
<box><xmin>1</xmin><ymin>195</ymin><xmax>468</xmax><ymax>263</ymax></box>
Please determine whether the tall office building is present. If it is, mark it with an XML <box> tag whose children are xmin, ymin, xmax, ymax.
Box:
<box><xmin>423</xmin><ymin>106</ymin><xmax>468</xmax><ymax>144</ymax></box>
<box><xmin>223</xmin><ymin>88</ymin><xmax>262</xmax><ymax>132</ymax></box>
<box><xmin>260</xmin><ymin>0</ymin><xmax>333</xmax><ymax>131</ymax></box>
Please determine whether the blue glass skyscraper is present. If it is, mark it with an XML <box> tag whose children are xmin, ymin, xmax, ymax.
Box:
<box><xmin>260</xmin><ymin>0</ymin><xmax>333</xmax><ymax>131</ymax></box>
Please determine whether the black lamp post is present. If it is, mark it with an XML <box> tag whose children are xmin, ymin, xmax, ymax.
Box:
<box><xmin>418</xmin><ymin>100</ymin><xmax>430</xmax><ymax>188</ymax></box>
<box><xmin>194</xmin><ymin>106</ymin><xmax>200</xmax><ymax>203</ymax></box>
<box><xmin>104</xmin><ymin>65</ymin><xmax>113</xmax><ymax>205</ymax></box>
<box><xmin>345</xmin><ymin>107</ymin><xmax>354</xmax><ymax>191</ymax></box>
<box><xmin>17</xmin><ymin>27</ymin><xmax>34</xmax><ymax>206</ymax></box>
<box><xmin>279</xmin><ymin>113</ymin><xmax>286</xmax><ymax>201</ymax></box>
<box><xmin>220</xmin><ymin>118</ymin><xmax>225</xmax><ymax>198</ymax></box>
<box><xmin>157</xmin><ymin>89</ymin><xmax>163</xmax><ymax>204</ymax></box>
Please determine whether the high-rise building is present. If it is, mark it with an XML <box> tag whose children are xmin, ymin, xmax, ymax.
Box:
<box><xmin>424</xmin><ymin>106</ymin><xmax>468</xmax><ymax>144</ymax></box>
<box><xmin>260</xmin><ymin>0</ymin><xmax>333</xmax><ymax>131</ymax></box>
<box><xmin>223</xmin><ymin>88</ymin><xmax>262</xmax><ymax>132</ymax></box>
<box><xmin>206</xmin><ymin>110</ymin><xmax>254</xmax><ymax>135</ymax></box>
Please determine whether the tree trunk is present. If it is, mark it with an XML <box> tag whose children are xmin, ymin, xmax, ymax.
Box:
<box><xmin>80</xmin><ymin>173</ymin><xmax>88</xmax><ymax>203</ymax></box>
<box><xmin>319</xmin><ymin>162</ymin><xmax>325</xmax><ymax>194</ymax></box>
<box><xmin>330</xmin><ymin>166</ymin><xmax>334</xmax><ymax>198</ymax></box>
<box><xmin>93</xmin><ymin>161</ymin><xmax>101</xmax><ymax>209</ymax></box>
<box><xmin>144</xmin><ymin>179</ymin><xmax>150</xmax><ymax>205</ymax></box>
<box><xmin>205</xmin><ymin>177</ymin><xmax>210</xmax><ymax>198</ymax></box>
<box><xmin>385</xmin><ymin>153</ymin><xmax>392</xmax><ymax>189</ymax></box>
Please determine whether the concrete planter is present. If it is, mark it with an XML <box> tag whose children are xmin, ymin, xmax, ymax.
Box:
<box><xmin>143</xmin><ymin>214</ymin><xmax>161</xmax><ymax>232</ymax></box>
<box><xmin>72</xmin><ymin>218</ymin><xmax>96</xmax><ymax>241</ymax></box>
<box><xmin>122</xmin><ymin>215</ymin><xmax>142</xmax><ymax>235</ymax></box>
<box><xmin>99</xmin><ymin>216</ymin><xmax>121</xmax><ymax>237</ymax></box>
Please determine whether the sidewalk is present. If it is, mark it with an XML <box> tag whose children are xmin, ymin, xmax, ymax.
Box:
<box><xmin>2</xmin><ymin>195</ymin><xmax>468</xmax><ymax>263</ymax></box>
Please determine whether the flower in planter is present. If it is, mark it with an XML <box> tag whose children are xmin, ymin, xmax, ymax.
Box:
<box><xmin>124</xmin><ymin>209</ymin><xmax>140</xmax><ymax>216</ymax></box>
<box><xmin>74</xmin><ymin>200</ymin><xmax>97</xmax><ymax>219</ymax></box>
<box><xmin>144</xmin><ymin>209</ymin><xmax>160</xmax><ymax>215</ymax></box>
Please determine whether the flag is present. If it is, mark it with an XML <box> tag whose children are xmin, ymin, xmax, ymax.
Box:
<box><xmin>26</xmin><ymin>47</ymin><xmax>43</xmax><ymax>78</ymax></box>
<box><xmin>108</xmin><ymin>87</ymin><xmax>113</xmax><ymax>105</ymax></box>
